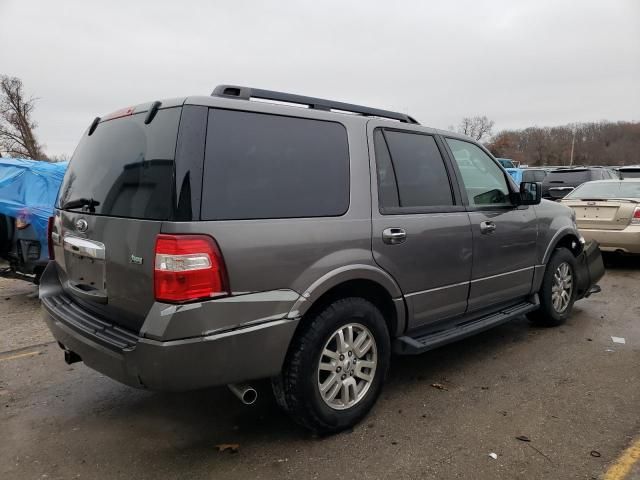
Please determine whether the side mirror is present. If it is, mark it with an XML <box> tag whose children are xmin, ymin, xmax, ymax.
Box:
<box><xmin>519</xmin><ymin>181</ymin><xmax>542</xmax><ymax>205</ymax></box>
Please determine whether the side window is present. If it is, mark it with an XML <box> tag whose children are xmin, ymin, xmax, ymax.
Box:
<box><xmin>201</xmin><ymin>109</ymin><xmax>350</xmax><ymax>220</ymax></box>
<box><xmin>374</xmin><ymin>129</ymin><xmax>454</xmax><ymax>210</ymax></box>
<box><xmin>446</xmin><ymin>138</ymin><xmax>511</xmax><ymax>207</ymax></box>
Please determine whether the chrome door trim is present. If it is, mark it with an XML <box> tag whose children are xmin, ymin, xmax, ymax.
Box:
<box><xmin>470</xmin><ymin>266</ymin><xmax>534</xmax><ymax>283</ymax></box>
<box><xmin>405</xmin><ymin>280</ymin><xmax>470</xmax><ymax>298</ymax></box>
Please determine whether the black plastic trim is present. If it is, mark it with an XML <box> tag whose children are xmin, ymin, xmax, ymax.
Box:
<box><xmin>211</xmin><ymin>84</ymin><xmax>419</xmax><ymax>124</ymax></box>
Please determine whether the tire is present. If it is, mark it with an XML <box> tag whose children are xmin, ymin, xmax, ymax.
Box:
<box><xmin>528</xmin><ymin>247</ymin><xmax>578</xmax><ymax>327</ymax></box>
<box><xmin>272</xmin><ymin>297</ymin><xmax>390</xmax><ymax>434</ymax></box>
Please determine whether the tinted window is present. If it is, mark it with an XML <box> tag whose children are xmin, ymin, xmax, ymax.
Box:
<box><xmin>374</xmin><ymin>130</ymin><xmax>399</xmax><ymax>208</ymax></box>
<box><xmin>446</xmin><ymin>138</ymin><xmax>511</xmax><ymax>206</ymax></box>
<box><xmin>58</xmin><ymin>108</ymin><xmax>181</xmax><ymax>220</ymax></box>
<box><xmin>202</xmin><ymin>109</ymin><xmax>349</xmax><ymax>220</ymax></box>
<box><xmin>544</xmin><ymin>170</ymin><xmax>591</xmax><ymax>185</ymax></box>
<box><xmin>378</xmin><ymin>130</ymin><xmax>453</xmax><ymax>208</ymax></box>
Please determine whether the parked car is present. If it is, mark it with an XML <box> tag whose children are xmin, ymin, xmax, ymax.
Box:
<box><xmin>496</xmin><ymin>158</ymin><xmax>516</xmax><ymax>168</ymax></box>
<box><xmin>561</xmin><ymin>179</ymin><xmax>640</xmax><ymax>254</ymax></box>
<box><xmin>0</xmin><ymin>158</ymin><xmax>67</xmax><ymax>282</ymax></box>
<box><xmin>617</xmin><ymin>166</ymin><xmax>640</xmax><ymax>179</ymax></box>
<box><xmin>541</xmin><ymin>167</ymin><xmax>618</xmax><ymax>200</ymax></box>
<box><xmin>41</xmin><ymin>85</ymin><xmax>604</xmax><ymax>434</ymax></box>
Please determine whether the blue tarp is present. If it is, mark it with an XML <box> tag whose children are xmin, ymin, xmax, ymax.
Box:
<box><xmin>0</xmin><ymin>157</ymin><xmax>67</xmax><ymax>251</ymax></box>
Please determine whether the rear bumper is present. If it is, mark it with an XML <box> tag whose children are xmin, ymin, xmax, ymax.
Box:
<box><xmin>575</xmin><ymin>241</ymin><xmax>605</xmax><ymax>300</ymax></box>
<box><xmin>41</xmin><ymin>293</ymin><xmax>299</xmax><ymax>392</ymax></box>
<box><xmin>579</xmin><ymin>226</ymin><xmax>640</xmax><ymax>254</ymax></box>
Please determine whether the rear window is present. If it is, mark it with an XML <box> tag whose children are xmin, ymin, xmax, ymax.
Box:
<box><xmin>620</xmin><ymin>169</ymin><xmax>640</xmax><ymax>179</ymax></box>
<box><xmin>565</xmin><ymin>181</ymin><xmax>640</xmax><ymax>199</ymax></box>
<box><xmin>544</xmin><ymin>170</ymin><xmax>591</xmax><ymax>184</ymax></box>
<box><xmin>201</xmin><ymin>109</ymin><xmax>349</xmax><ymax>220</ymax></box>
<box><xmin>58</xmin><ymin>107</ymin><xmax>181</xmax><ymax>220</ymax></box>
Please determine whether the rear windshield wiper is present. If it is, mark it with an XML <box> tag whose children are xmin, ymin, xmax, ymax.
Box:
<box><xmin>61</xmin><ymin>197</ymin><xmax>101</xmax><ymax>212</ymax></box>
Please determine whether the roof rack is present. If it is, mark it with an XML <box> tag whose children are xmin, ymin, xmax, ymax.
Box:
<box><xmin>211</xmin><ymin>85</ymin><xmax>419</xmax><ymax>124</ymax></box>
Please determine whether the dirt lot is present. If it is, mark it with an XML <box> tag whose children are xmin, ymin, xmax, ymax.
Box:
<box><xmin>1</xmin><ymin>256</ymin><xmax>639</xmax><ymax>480</ymax></box>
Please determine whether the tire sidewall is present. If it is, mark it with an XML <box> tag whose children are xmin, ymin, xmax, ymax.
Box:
<box><xmin>299</xmin><ymin>298</ymin><xmax>390</xmax><ymax>431</ymax></box>
<box><xmin>540</xmin><ymin>248</ymin><xmax>578</xmax><ymax>323</ymax></box>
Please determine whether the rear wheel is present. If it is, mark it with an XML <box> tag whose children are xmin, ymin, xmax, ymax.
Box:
<box><xmin>528</xmin><ymin>247</ymin><xmax>577</xmax><ymax>327</ymax></box>
<box><xmin>272</xmin><ymin>297</ymin><xmax>390</xmax><ymax>434</ymax></box>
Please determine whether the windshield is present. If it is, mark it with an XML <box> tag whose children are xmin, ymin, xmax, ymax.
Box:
<box><xmin>565</xmin><ymin>181</ymin><xmax>640</xmax><ymax>199</ymax></box>
<box><xmin>58</xmin><ymin>107</ymin><xmax>181</xmax><ymax>220</ymax></box>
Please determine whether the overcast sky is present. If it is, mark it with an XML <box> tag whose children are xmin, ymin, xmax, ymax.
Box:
<box><xmin>1</xmin><ymin>0</ymin><xmax>639</xmax><ymax>157</ymax></box>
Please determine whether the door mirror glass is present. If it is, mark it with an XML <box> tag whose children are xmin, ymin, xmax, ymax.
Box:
<box><xmin>519</xmin><ymin>181</ymin><xmax>542</xmax><ymax>205</ymax></box>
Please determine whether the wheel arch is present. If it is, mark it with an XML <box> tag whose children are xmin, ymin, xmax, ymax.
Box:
<box><xmin>541</xmin><ymin>228</ymin><xmax>583</xmax><ymax>264</ymax></box>
<box><xmin>287</xmin><ymin>265</ymin><xmax>406</xmax><ymax>337</ymax></box>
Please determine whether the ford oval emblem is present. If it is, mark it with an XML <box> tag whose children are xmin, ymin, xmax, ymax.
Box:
<box><xmin>75</xmin><ymin>218</ymin><xmax>88</xmax><ymax>233</ymax></box>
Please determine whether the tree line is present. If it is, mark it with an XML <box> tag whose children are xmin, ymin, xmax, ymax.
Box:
<box><xmin>486</xmin><ymin>121</ymin><xmax>640</xmax><ymax>167</ymax></box>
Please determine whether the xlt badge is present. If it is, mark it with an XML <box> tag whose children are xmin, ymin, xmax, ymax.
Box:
<box><xmin>129</xmin><ymin>254</ymin><xmax>143</xmax><ymax>265</ymax></box>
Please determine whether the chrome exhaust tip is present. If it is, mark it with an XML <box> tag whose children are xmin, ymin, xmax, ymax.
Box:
<box><xmin>228</xmin><ymin>383</ymin><xmax>258</xmax><ymax>405</ymax></box>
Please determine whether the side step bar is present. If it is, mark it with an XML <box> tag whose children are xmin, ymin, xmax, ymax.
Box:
<box><xmin>394</xmin><ymin>299</ymin><xmax>539</xmax><ymax>355</ymax></box>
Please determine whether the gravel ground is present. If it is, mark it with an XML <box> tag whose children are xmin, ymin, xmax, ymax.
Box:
<box><xmin>1</xmin><ymin>256</ymin><xmax>639</xmax><ymax>479</ymax></box>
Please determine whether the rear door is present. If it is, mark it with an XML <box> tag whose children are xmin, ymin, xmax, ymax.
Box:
<box><xmin>368</xmin><ymin>122</ymin><xmax>473</xmax><ymax>330</ymax></box>
<box><xmin>52</xmin><ymin>105</ymin><xmax>186</xmax><ymax>333</ymax></box>
<box><xmin>444</xmin><ymin>138</ymin><xmax>538</xmax><ymax>311</ymax></box>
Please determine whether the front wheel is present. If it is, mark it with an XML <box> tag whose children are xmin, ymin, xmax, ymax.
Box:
<box><xmin>528</xmin><ymin>247</ymin><xmax>577</xmax><ymax>327</ymax></box>
<box><xmin>272</xmin><ymin>297</ymin><xmax>390</xmax><ymax>434</ymax></box>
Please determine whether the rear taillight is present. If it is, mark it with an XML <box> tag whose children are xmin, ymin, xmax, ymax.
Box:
<box><xmin>16</xmin><ymin>210</ymin><xmax>29</xmax><ymax>230</ymax></box>
<box><xmin>154</xmin><ymin>234</ymin><xmax>229</xmax><ymax>303</ymax></box>
<box><xmin>632</xmin><ymin>207</ymin><xmax>640</xmax><ymax>225</ymax></box>
<box><xmin>47</xmin><ymin>216</ymin><xmax>55</xmax><ymax>260</ymax></box>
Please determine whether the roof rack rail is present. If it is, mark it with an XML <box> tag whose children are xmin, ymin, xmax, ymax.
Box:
<box><xmin>211</xmin><ymin>85</ymin><xmax>419</xmax><ymax>124</ymax></box>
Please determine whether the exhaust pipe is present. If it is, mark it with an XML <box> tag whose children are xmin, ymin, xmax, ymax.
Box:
<box><xmin>228</xmin><ymin>383</ymin><xmax>258</xmax><ymax>405</ymax></box>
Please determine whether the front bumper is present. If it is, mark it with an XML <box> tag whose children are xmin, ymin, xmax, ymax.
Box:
<box><xmin>579</xmin><ymin>226</ymin><xmax>640</xmax><ymax>254</ymax></box>
<box><xmin>574</xmin><ymin>241</ymin><xmax>605</xmax><ymax>300</ymax></box>
<box><xmin>41</xmin><ymin>292</ymin><xmax>299</xmax><ymax>392</ymax></box>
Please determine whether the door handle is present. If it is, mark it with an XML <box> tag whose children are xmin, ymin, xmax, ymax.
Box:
<box><xmin>382</xmin><ymin>228</ymin><xmax>407</xmax><ymax>245</ymax></box>
<box><xmin>480</xmin><ymin>221</ymin><xmax>497</xmax><ymax>234</ymax></box>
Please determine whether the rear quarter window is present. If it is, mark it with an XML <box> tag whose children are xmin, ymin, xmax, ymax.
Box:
<box><xmin>201</xmin><ymin>109</ymin><xmax>350</xmax><ymax>220</ymax></box>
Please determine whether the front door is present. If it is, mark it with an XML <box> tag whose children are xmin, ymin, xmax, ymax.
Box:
<box><xmin>368</xmin><ymin>122</ymin><xmax>473</xmax><ymax>330</ymax></box>
<box><xmin>444</xmin><ymin>138</ymin><xmax>538</xmax><ymax>311</ymax></box>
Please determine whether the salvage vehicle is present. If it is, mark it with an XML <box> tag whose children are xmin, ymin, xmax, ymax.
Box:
<box><xmin>541</xmin><ymin>167</ymin><xmax>618</xmax><ymax>200</ymax></box>
<box><xmin>0</xmin><ymin>158</ymin><xmax>67</xmax><ymax>283</ymax></box>
<box><xmin>41</xmin><ymin>86</ymin><xmax>604</xmax><ymax>434</ymax></box>
<box><xmin>561</xmin><ymin>179</ymin><xmax>640</xmax><ymax>254</ymax></box>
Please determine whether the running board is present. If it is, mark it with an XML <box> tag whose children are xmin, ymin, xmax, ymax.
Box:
<box><xmin>394</xmin><ymin>299</ymin><xmax>539</xmax><ymax>355</ymax></box>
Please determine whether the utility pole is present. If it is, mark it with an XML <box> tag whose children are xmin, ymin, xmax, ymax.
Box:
<box><xmin>569</xmin><ymin>126</ymin><xmax>576</xmax><ymax>166</ymax></box>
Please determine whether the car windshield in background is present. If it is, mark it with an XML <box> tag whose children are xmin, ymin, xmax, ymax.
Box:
<box><xmin>57</xmin><ymin>107</ymin><xmax>181</xmax><ymax>220</ymax></box>
<box><xmin>565</xmin><ymin>181</ymin><xmax>640</xmax><ymax>199</ymax></box>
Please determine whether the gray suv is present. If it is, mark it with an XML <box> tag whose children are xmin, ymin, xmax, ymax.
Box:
<box><xmin>41</xmin><ymin>85</ymin><xmax>604</xmax><ymax>434</ymax></box>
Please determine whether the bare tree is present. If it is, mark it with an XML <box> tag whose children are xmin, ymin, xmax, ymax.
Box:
<box><xmin>458</xmin><ymin>115</ymin><xmax>495</xmax><ymax>142</ymax></box>
<box><xmin>0</xmin><ymin>75</ymin><xmax>46</xmax><ymax>159</ymax></box>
